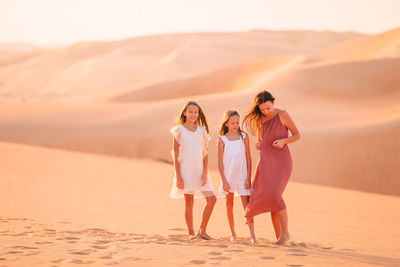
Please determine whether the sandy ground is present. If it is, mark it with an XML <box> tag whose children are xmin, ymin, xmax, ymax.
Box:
<box><xmin>0</xmin><ymin>141</ymin><xmax>399</xmax><ymax>266</ymax></box>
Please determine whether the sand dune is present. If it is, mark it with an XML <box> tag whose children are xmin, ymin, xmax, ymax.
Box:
<box><xmin>307</xmin><ymin>28</ymin><xmax>400</xmax><ymax>64</ymax></box>
<box><xmin>0</xmin><ymin>29</ymin><xmax>399</xmax><ymax>197</ymax></box>
<box><xmin>0</xmin><ymin>141</ymin><xmax>399</xmax><ymax>266</ymax></box>
<box><xmin>0</xmin><ymin>43</ymin><xmax>40</xmax><ymax>67</ymax></box>
<box><xmin>0</xmin><ymin>30</ymin><xmax>360</xmax><ymax>99</ymax></box>
<box><xmin>0</xmin><ymin>86</ymin><xmax>399</xmax><ymax>197</ymax></box>
<box><xmin>111</xmin><ymin>55</ymin><xmax>301</xmax><ymax>102</ymax></box>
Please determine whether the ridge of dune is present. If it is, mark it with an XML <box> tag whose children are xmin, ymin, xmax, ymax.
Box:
<box><xmin>268</xmin><ymin>57</ymin><xmax>400</xmax><ymax>99</ymax></box>
<box><xmin>111</xmin><ymin>55</ymin><xmax>301</xmax><ymax>102</ymax></box>
<box><xmin>307</xmin><ymin>28</ymin><xmax>400</xmax><ymax>64</ymax></box>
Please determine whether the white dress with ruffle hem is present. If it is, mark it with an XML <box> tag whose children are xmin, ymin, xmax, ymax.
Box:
<box><xmin>170</xmin><ymin>125</ymin><xmax>215</xmax><ymax>198</ymax></box>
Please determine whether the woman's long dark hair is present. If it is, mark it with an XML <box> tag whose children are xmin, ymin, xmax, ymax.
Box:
<box><xmin>242</xmin><ymin>90</ymin><xmax>275</xmax><ymax>137</ymax></box>
<box><xmin>176</xmin><ymin>101</ymin><xmax>210</xmax><ymax>133</ymax></box>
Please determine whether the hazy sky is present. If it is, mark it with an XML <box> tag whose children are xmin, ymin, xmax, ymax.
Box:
<box><xmin>1</xmin><ymin>0</ymin><xmax>399</xmax><ymax>45</ymax></box>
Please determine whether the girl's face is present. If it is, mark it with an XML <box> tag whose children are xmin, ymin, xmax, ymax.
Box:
<box><xmin>225</xmin><ymin>115</ymin><xmax>240</xmax><ymax>133</ymax></box>
<box><xmin>183</xmin><ymin>104</ymin><xmax>199</xmax><ymax>123</ymax></box>
<box><xmin>258</xmin><ymin>101</ymin><xmax>274</xmax><ymax>116</ymax></box>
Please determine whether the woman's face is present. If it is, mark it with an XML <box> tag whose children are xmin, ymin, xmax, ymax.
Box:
<box><xmin>183</xmin><ymin>104</ymin><xmax>199</xmax><ymax>123</ymax></box>
<box><xmin>258</xmin><ymin>101</ymin><xmax>274</xmax><ymax>116</ymax></box>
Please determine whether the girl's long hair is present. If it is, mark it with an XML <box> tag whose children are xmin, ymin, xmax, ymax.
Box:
<box><xmin>176</xmin><ymin>101</ymin><xmax>210</xmax><ymax>133</ymax></box>
<box><xmin>242</xmin><ymin>90</ymin><xmax>275</xmax><ymax>136</ymax></box>
<box><xmin>219</xmin><ymin>110</ymin><xmax>244</xmax><ymax>138</ymax></box>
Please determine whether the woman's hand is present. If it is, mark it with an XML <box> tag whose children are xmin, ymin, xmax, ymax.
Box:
<box><xmin>255</xmin><ymin>142</ymin><xmax>262</xmax><ymax>150</ymax></box>
<box><xmin>272</xmin><ymin>139</ymin><xmax>286</xmax><ymax>149</ymax></box>
<box><xmin>244</xmin><ymin>178</ymin><xmax>251</xmax><ymax>189</ymax></box>
<box><xmin>176</xmin><ymin>175</ymin><xmax>184</xmax><ymax>189</ymax></box>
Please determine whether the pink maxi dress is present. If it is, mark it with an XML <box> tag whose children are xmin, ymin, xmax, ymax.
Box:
<box><xmin>245</xmin><ymin>112</ymin><xmax>293</xmax><ymax>217</ymax></box>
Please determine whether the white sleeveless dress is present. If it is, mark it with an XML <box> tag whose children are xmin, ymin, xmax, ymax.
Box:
<box><xmin>219</xmin><ymin>133</ymin><xmax>251</xmax><ymax>197</ymax></box>
<box><xmin>170</xmin><ymin>125</ymin><xmax>215</xmax><ymax>198</ymax></box>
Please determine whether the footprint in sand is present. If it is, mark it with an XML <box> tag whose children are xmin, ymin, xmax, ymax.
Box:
<box><xmin>92</xmin><ymin>245</ymin><xmax>108</xmax><ymax>250</ymax></box>
<box><xmin>0</xmin><ymin>258</ymin><xmax>7</xmax><ymax>260</ymax></box>
<box><xmin>225</xmin><ymin>249</ymin><xmax>244</xmax><ymax>252</ymax></box>
<box><xmin>24</xmin><ymin>251</ymin><xmax>40</xmax><ymax>256</ymax></box>
<box><xmin>10</xmin><ymin>246</ymin><xmax>38</xmax><ymax>250</ymax></box>
<box><xmin>297</xmin><ymin>242</ymin><xmax>308</xmax><ymax>247</ymax></box>
<box><xmin>208</xmin><ymin>251</ymin><xmax>223</xmax><ymax>256</ymax></box>
<box><xmin>287</xmin><ymin>253</ymin><xmax>308</xmax><ymax>257</ymax></box>
<box><xmin>70</xmin><ymin>259</ymin><xmax>95</xmax><ymax>264</ymax></box>
<box><xmin>288</xmin><ymin>248</ymin><xmax>306</xmax><ymax>253</ymax></box>
<box><xmin>99</xmin><ymin>253</ymin><xmax>113</xmax><ymax>260</ymax></box>
<box><xmin>190</xmin><ymin>259</ymin><xmax>207</xmax><ymax>264</ymax></box>
<box><xmin>69</xmin><ymin>251</ymin><xmax>92</xmax><ymax>256</ymax></box>
<box><xmin>7</xmin><ymin>251</ymin><xmax>23</xmax><ymax>254</ymax></box>
<box><xmin>35</xmin><ymin>241</ymin><xmax>53</xmax><ymax>245</ymax></box>
<box><xmin>168</xmin><ymin>228</ymin><xmax>186</xmax><ymax>232</ymax></box>
<box><xmin>64</xmin><ymin>237</ymin><xmax>80</xmax><ymax>240</ymax></box>
<box><xmin>260</xmin><ymin>256</ymin><xmax>276</xmax><ymax>260</ymax></box>
<box><xmin>51</xmin><ymin>259</ymin><xmax>65</xmax><ymax>263</ymax></box>
<box><xmin>210</xmin><ymin>256</ymin><xmax>231</xmax><ymax>260</ymax></box>
<box><xmin>95</xmin><ymin>240</ymin><xmax>113</xmax><ymax>244</ymax></box>
<box><xmin>340</xmin><ymin>248</ymin><xmax>355</xmax><ymax>252</ymax></box>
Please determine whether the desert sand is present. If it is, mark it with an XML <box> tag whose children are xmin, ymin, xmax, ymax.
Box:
<box><xmin>0</xmin><ymin>141</ymin><xmax>399</xmax><ymax>266</ymax></box>
<box><xmin>0</xmin><ymin>29</ymin><xmax>399</xmax><ymax>266</ymax></box>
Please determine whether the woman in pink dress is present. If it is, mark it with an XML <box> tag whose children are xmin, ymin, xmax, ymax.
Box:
<box><xmin>243</xmin><ymin>90</ymin><xmax>300</xmax><ymax>245</ymax></box>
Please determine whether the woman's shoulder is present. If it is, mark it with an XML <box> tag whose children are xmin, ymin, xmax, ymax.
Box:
<box><xmin>277</xmin><ymin>109</ymin><xmax>290</xmax><ymax>120</ymax></box>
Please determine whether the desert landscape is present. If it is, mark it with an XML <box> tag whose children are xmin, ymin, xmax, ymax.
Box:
<box><xmin>0</xmin><ymin>27</ymin><xmax>399</xmax><ymax>266</ymax></box>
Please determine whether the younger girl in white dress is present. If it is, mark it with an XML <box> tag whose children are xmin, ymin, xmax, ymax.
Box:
<box><xmin>170</xmin><ymin>101</ymin><xmax>216</xmax><ymax>240</ymax></box>
<box><xmin>217</xmin><ymin>110</ymin><xmax>253</xmax><ymax>242</ymax></box>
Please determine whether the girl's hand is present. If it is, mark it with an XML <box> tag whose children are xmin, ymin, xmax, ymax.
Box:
<box><xmin>201</xmin><ymin>172</ymin><xmax>208</xmax><ymax>186</ymax></box>
<box><xmin>255</xmin><ymin>142</ymin><xmax>262</xmax><ymax>150</ymax></box>
<box><xmin>222</xmin><ymin>181</ymin><xmax>230</xmax><ymax>192</ymax></box>
<box><xmin>177</xmin><ymin>176</ymin><xmax>184</xmax><ymax>189</ymax></box>
<box><xmin>272</xmin><ymin>139</ymin><xmax>285</xmax><ymax>149</ymax></box>
<box><xmin>244</xmin><ymin>179</ymin><xmax>251</xmax><ymax>189</ymax></box>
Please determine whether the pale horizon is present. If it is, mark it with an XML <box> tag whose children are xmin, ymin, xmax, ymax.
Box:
<box><xmin>1</xmin><ymin>0</ymin><xmax>399</xmax><ymax>45</ymax></box>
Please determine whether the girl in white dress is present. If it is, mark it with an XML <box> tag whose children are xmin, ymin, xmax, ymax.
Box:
<box><xmin>170</xmin><ymin>101</ymin><xmax>216</xmax><ymax>240</ymax></box>
<box><xmin>217</xmin><ymin>110</ymin><xmax>253</xmax><ymax>242</ymax></box>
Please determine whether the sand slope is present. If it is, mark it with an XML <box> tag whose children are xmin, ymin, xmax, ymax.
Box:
<box><xmin>307</xmin><ymin>28</ymin><xmax>400</xmax><ymax>64</ymax></box>
<box><xmin>0</xmin><ymin>43</ymin><xmax>40</xmax><ymax>67</ymax></box>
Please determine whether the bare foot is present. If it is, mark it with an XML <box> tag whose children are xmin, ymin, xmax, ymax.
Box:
<box><xmin>230</xmin><ymin>235</ymin><xmax>237</xmax><ymax>243</ymax></box>
<box><xmin>188</xmin><ymin>234</ymin><xmax>197</xmax><ymax>240</ymax></box>
<box><xmin>275</xmin><ymin>233</ymin><xmax>290</xmax><ymax>245</ymax></box>
<box><xmin>250</xmin><ymin>238</ymin><xmax>257</xmax><ymax>245</ymax></box>
<box><xmin>197</xmin><ymin>230</ymin><xmax>212</xmax><ymax>240</ymax></box>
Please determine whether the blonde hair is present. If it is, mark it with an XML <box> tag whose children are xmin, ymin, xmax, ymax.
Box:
<box><xmin>176</xmin><ymin>101</ymin><xmax>209</xmax><ymax>133</ymax></box>
<box><xmin>219</xmin><ymin>110</ymin><xmax>244</xmax><ymax>138</ymax></box>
